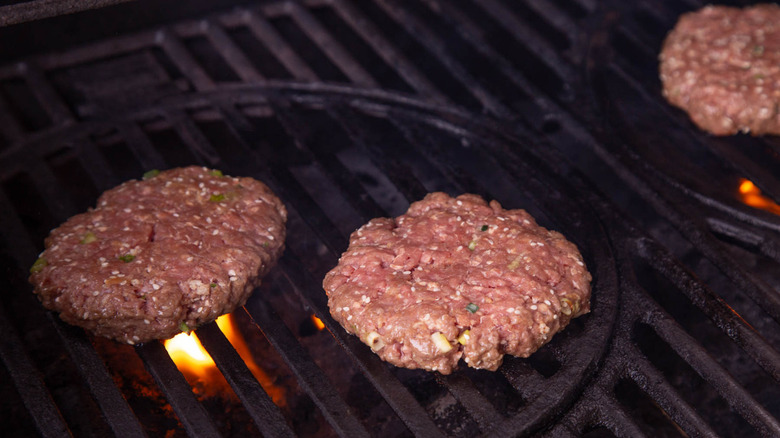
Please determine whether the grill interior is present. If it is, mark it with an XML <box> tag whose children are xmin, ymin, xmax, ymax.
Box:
<box><xmin>1</xmin><ymin>0</ymin><xmax>779</xmax><ymax>437</ymax></box>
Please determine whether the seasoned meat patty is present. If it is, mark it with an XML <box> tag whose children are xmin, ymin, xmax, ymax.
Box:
<box><xmin>323</xmin><ymin>193</ymin><xmax>591</xmax><ymax>374</ymax></box>
<box><xmin>659</xmin><ymin>4</ymin><xmax>780</xmax><ymax>136</ymax></box>
<box><xmin>29</xmin><ymin>166</ymin><xmax>287</xmax><ymax>344</ymax></box>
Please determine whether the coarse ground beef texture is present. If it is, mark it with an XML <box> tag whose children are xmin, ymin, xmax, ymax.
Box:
<box><xmin>29</xmin><ymin>166</ymin><xmax>287</xmax><ymax>345</ymax></box>
<box><xmin>323</xmin><ymin>193</ymin><xmax>591</xmax><ymax>374</ymax></box>
<box><xmin>659</xmin><ymin>4</ymin><xmax>780</xmax><ymax>136</ymax></box>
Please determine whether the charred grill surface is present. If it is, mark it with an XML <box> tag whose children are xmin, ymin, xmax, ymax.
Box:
<box><xmin>0</xmin><ymin>0</ymin><xmax>778</xmax><ymax>437</ymax></box>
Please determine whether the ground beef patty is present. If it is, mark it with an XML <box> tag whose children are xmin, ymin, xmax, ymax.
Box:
<box><xmin>323</xmin><ymin>193</ymin><xmax>591</xmax><ymax>374</ymax></box>
<box><xmin>29</xmin><ymin>166</ymin><xmax>286</xmax><ymax>344</ymax></box>
<box><xmin>659</xmin><ymin>4</ymin><xmax>780</xmax><ymax>136</ymax></box>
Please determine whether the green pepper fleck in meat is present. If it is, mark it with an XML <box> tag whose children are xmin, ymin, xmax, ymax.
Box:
<box><xmin>30</xmin><ymin>257</ymin><xmax>48</xmax><ymax>273</ymax></box>
<box><xmin>80</xmin><ymin>231</ymin><xmax>97</xmax><ymax>244</ymax></box>
<box><xmin>118</xmin><ymin>254</ymin><xmax>135</xmax><ymax>263</ymax></box>
<box><xmin>142</xmin><ymin>169</ymin><xmax>160</xmax><ymax>180</ymax></box>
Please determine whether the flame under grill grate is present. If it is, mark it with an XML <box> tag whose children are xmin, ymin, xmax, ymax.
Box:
<box><xmin>0</xmin><ymin>0</ymin><xmax>779</xmax><ymax>437</ymax></box>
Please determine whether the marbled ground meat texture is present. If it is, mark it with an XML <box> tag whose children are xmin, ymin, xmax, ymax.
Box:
<box><xmin>659</xmin><ymin>4</ymin><xmax>780</xmax><ymax>136</ymax></box>
<box><xmin>29</xmin><ymin>166</ymin><xmax>286</xmax><ymax>344</ymax></box>
<box><xmin>323</xmin><ymin>193</ymin><xmax>591</xmax><ymax>374</ymax></box>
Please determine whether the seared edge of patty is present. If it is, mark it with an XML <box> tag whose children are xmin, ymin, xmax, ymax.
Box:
<box><xmin>323</xmin><ymin>193</ymin><xmax>591</xmax><ymax>374</ymax></box>
<box><xmin>29</xmin><ymin>166</ymin><xmax>287</xmax><ymax>344</ymax></box>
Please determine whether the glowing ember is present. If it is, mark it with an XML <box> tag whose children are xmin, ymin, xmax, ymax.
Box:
<box><xmin>738</xmin><ymin>178</ymin><xmax>780</xmax><ymax>215</ymax></box>
<box><xmin>164</xmin><ymin>313</ymin><xmax>285</xmax><ymax>405</ymax></box>
<box><xmin>311</xmin><ymin>314</ymin><xmax>325</xmax><ymax>331</ymax></box>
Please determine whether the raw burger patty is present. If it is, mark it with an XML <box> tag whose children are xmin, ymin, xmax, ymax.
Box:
<box><xmin>29</xmin><ymin>166</ymin><xmax>287</xmax><ymax>344</ymax></box>
<box><xmin>659</xmin><ymin>4</ymin><xmax>780</xmax><ymax>135</ymax></box>
<box><xmin>323</xmin><ymin>193</ymin><xmax>591</xmax><ymax>374</ymax></box>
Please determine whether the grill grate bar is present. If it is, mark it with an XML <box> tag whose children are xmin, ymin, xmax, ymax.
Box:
<box><xmin>271</xmin><ymin>106</ymin><xmax>390</xmax><ymax>222</ymax></box>
<box><xmin>651</xmin><ymin>313</ymin><xmax>780</xmax><ymax>435</ymax></box>
<box><xmin>0</xmin><ymin>189</ymin><xmax>39</xmax><ymax>266</ymax></box>
<box><xmin>201</xmin><ymin>20</ymin><xmax>265</xmax><ymax>83</ymax></box>
<box><xmin>156</xmin><ymin>29</ymin><xmax>215</xmax><ymax>91</ymax></box>
<box><xmin>49</xmin><ymin>316</ymin><xmax>147</xmax><ymax>438</ymax></box>
<box><xmin>288</xmin><ymin>3</ymin><xmax>377</xmax><ymax>87</ymax></box>
<box><xmin>329</xmin><ymin>0</ymin><xmax>447</xmax><ymax>101</ymax></box>
<box><xmin>371</xmin><ymin>0</ymin><xmax>510</xmax><ymax>117</ymax></box>
<box><xmin>0</xmin><ymin>303</ymin><xmax>71</xmax><ymax>438</ymax></box>
<box><xmin>625</xmin><ymin>345</ymin><xmax>719</xmax><ymax>437</ymax></box>
<box><xmin>243</xmin><ymin>10</ymin><xmax>320</xmax><ymax>82</ymax></box>
<box><xmin>324</xmin><ymin>106</ymin><xmax>429</xmax><ymax>205</ymax></box>
<box><xmin>594</xmin><ymin>65</ymin><xmax>780</xmax><ymax>324</ymax></box>
<box><xmin>27</xmin><ymin>161</ymin><xmax>80</xmax><ymax>222</ymax></box>
<box><xmin>75</xmin><ymin>138</ymin><xmax>124</xmax><ymax>192</ymax></box>
<box><xmin>276</xmin><ymin>253</ymin><xmax>447</xmax><ymax>438</ymax></box>
<box><xmin>195</xmin><ymin>321</ymin><xmax>295</xmax><ymax>438</ymax></box>
<box><xmin>19</xmin><ymin>62</ymin><xmax>74</xmax><ymax>126</ymax></box>
<box><xmin>246</xmin><ymin>295</ymin><xmax>372</xmax><ymax>438</ymax></box>
<box><xmin>473</xmin><ymin>0</ymin><xmax>577</xmax><ymax>82</ymax></box>
<box><xmin>437</xmin><ymin>373</ymin><xmax>504</xmax><ymax>433</ymax></box>
<box><xmin>522</xmin><ymin>0</ymin><xmax>580</xmax><ymax>48</ymax></box>
<box><xmin>136</xmin><ymin>341</ymin><xmax>222</xmax><ymax>438</ymax></box>
<box><xmin>0</xmin><ymin>94</ymin><xmax>25</xmax><ymax>144</ymax></box>
<box><xmin>116</xmin><ymin>122</ymin><xmax>168</xmax><ymax>171</ymax></box>
<box><xmin>638</xmin><ymin>238</ymin><xmax>780</xmax><ymax>381</ymax></box>
<box><xmin>168</xmin><ymin>109</ymin><xmax>222</xmax><ymax>165</ymax></box>
<box><xmin>591</xmin><ymin>387</ymin><xmax>648</xmax><ymax>438</ymax></box>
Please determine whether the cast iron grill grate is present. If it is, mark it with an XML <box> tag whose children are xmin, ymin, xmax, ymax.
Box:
<box><xmin>0</xmin><ymin>0</ymin><xmax>778</xmax><ymax>437</ymax></box>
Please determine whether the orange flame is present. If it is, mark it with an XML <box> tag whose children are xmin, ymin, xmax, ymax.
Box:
<box><xmin>311</xmin><ymin>314</ymin><xmax>325</xmax><ymax>331</ymax></box>
<box><xmin>738</xmin><ymin>178</ymin><xmax>780</xmax><ymax>215</ymax></box>
<box><xmin>164</xmin><ymin>314</ymin><xmax>285</xmax><ymax>405</ymax></box>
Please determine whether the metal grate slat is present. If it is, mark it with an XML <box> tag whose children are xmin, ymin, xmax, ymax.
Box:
<box><xmin>245</xmin><ymin>297</ymin><xmax>372</xmax><ymax>438</ymax></box>
<box><xmin>438</xmin><ymin>373</ymin><xmax>504</xmax><ymax>433</ymax></box>
<box><xmin>243</xmin><ymin>10</ymin><xmax>319</xmax><ymax>82</ymax></box>
<box><xmin>116</xmin><ymin>122</ymin><xmax>169</xmax><ymax>171</ymax></box>
<box><xmin>194</xmin><ymin>322</ymin><xmax>296</xmax><ymax>438</ymax></box>
<box><xmin>637</xmin><ymin>237</ymin><xmax>780</xmax><ymax>381</ymax></box>
<box><xmin>136</xmin><ymin>341</ymin><xmax>222</xmax><ymax>438</ymax></box>
<box><xmin>591</xmin><ymin>387</ymin><xmax>649</xmax><ymax>438</ymax></box>
<box><xmin>156</xmin><ymin>29</ymin><xmax>215</xmax><ymax>91</ymax></box>
<box><xmin>271</xmin><ymin>105</ymin><xmax>390</xmax><ymax>221</ymax></box>
<box><xmin>0</xmin><ymin>303</ymin><xmax>71</xmax><ymax>438</ymax></box>
<box><xmin>0</xmin><ymin>93</ymin><xmax>25</xmax><ymax>143</ymax></box>
<box><xmin>275</xmin><ymin>253</ymin><xmax>447</xmax><ymax>438</ymax></box>
<box><xmin>48</xmin><ymin>316</ymin><xmax>147</xmax><ymax>438</ymax></box>
<box><xmin>651</xmin><ymin>314</ymin><xmax>780</xmax><ymax>436</ymax></box>
<box><xmin>74</xmin><ymin>138</ymin><xmax>124</xmax><ymax>192</ymax></box>
<box><xmin>371</xmin><ymin>0</ymin><xmax>510</xmax><ymax>116</ymax></box>
<box><xmin>329</xmin><ymin>0</ymin><xmax>447</xmax><ymax>101</ymax></box>
<box><xmin>468</xmin><ymin>0</ymin><xmax>577</xmax><ymax>83</ymax></box>
<box><xmin>168</xmin><ymin>109</ymin><xmax>222</xmax><ymax>166</ymax></box>
<box><xmin>202</xmin><ymin>20</ymin><xmax>265</xmax><ymax>83</ymax></box>
<box><xmin>19</xmin><ymin>62</ymin><xmax>74</xmax><ymax>126</ymax></box>
<box><xmin>288</xmin><ymin>3</ymin><xmax>377</xmax><ymax>87</ymax></box>
<box><xmin>625</xmin><ymin>346</ymin><xmax>719</xmax><ymax>437</ymax></box>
